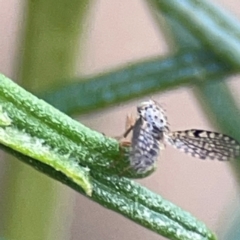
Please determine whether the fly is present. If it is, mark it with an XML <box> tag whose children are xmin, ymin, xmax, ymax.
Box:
<box><xmin>118</xmin><ymin>99</ymin><xmax>240</xmax><ymax>174</ymax></box>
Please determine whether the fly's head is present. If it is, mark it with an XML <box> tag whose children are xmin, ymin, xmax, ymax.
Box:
<box><xmin>137</xmin><ymin>99</ymin><xmax>169</xmax><ymax>135</ymax></box>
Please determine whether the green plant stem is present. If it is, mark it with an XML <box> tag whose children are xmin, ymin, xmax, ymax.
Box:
<box><xmin>151</xmin><ymin>0</ymin><xmax>240</xmax><ymax>69</ymax></box>
<box><xmin>194</xmin><ymin>81</ymin><xmax>240</xmax><ymax>181</ymax></box>
<box><xmin>18</xmin><ymin>0</ymin><xmax>90</xmax><ymax>91</ymax></box>
<box><xmin>40</xmin><ymin>49</ymin><xmax>233</xmax><ymax>115</ymax></box>
<box><xmin>3</xmin><ymin>1</ymin><xmax>90</xmax><ymax>240</ymax></box>
<box><xmin>0</xmin><ymin>74</ymin><xmax>216</xmax><ymax>240</ymax></box>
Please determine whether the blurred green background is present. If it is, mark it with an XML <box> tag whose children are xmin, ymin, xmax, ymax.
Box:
<box><xmin>0</xmin><ymin>0</ymin><xmax>240</xmax><ymax>239</ymax></box>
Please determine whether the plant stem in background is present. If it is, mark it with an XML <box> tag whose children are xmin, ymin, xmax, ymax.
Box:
<box><xmin>0</xmin><ymin>74</ymin><xmax>216</xmax><ymax>240</ymax></box>
<box><xmin>2</xmin><ymin>1</ymin><xmax>90</xmax><ymax>240</ymax></box>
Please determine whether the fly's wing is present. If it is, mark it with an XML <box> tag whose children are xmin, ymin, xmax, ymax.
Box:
<box><xmin>167</xmin><ymin>129</ymin><xmax>240</xmax><ymax>160</ymax></box>
<box><xmin>129</xmin><ymin>118</ymin><xmax>163</xmax><ymax>173</ymax></box>
<box><xmin>131</xmin><ymin>119</ymin><xmax>159</xmax><ymax>160</ymax></box>
<box><xmin>131</xmin><ymin>118</ymin><xmax>165</xmax><ymax>156</ymax></box>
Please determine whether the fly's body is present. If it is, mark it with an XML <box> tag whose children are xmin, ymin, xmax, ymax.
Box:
<box><xmin>121</xmin><ymin>99</ymin><xmax>240</xmax><ymax>174</ymax></box>
<box><xmin>124</xmin><ymin>100</ymin><xmax>169</xmax><ymax>173</ymax></box>
<box><xmin>129</xmin><ymin>100</ymin><xmax>168</xmax><ymax>173</ymax></box>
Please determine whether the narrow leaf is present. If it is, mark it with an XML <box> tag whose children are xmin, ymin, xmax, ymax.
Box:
<box><xmin>151</xmin><ymin>0</ymin><xmax>240</xmax><ymax>69</ymax></box>
<box><xmin>40</xmin><ymin>49</ymin><xmax>232</xmax><ymax>115</ymax></box>
<box><xmin>0</xmin><ymin>74</ymin><xmax>216</xmax><ymax>240</ymax></box>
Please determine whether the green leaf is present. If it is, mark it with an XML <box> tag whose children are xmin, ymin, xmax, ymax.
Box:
<box><xmin>0</xmin><ymin>105</ymin><xmax>12</xmax><ymax>126</ymax></box>
<box><xmin>151</xmin><ymin>0</ymin><xmax>240</xmax><ymax>69</ymax></box>
<box><xmin>40</xmin><ymin>49</ymin><xmax>233</xmax><ymax>115</ymax></box>
<box><xmin>0</xmin><ymin>74</ymin><xmax>216</xmax><ymax>240</ymax></box>
<box><xmin>19</xmin><ymin>0</ymin><xmax>90</xmax><ymax>91</ymax></box>
<box><xmin>3</xmin><ymin>1</ymin><xmax>91</xmax><ymax>239</ymax></box>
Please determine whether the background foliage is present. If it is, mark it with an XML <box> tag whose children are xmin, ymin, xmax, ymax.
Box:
<box><xmin>0</xmin><ymin>0</ymin><xmax>240</xmax><ymax>240</ymax></box>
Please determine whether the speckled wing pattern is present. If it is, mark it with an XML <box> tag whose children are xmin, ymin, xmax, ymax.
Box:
<box><xmin>167</xmin><ymin>129</ymin><xmax>240</xmax><ymax>160</ymax></box>
<box><xmin>129</xmin><ymin>118</ymin><xmax>164</xmax><ymax>174</ymax></box>
<box><xmin>120</xmin><ymin>99</ymin><xmax>240</xmax><ymax>174</ymax></box>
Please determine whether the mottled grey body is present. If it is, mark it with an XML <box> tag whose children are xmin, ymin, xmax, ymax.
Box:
<box><xmin>125</xmin><ymin>99</ymin><xmax>240</xmax><ymax>174</ymax></box>
<box><xmin>130</xmin><ymin>118</ymin><xmax>163</xmax><ymax>173</ymax></box>
<box><xmin>129</xmin><ymin>100</ymin><xmax>169</xmax><ymax>174</ymax></box>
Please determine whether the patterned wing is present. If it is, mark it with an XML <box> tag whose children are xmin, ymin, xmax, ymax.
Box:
<box><xmin>129</xmin><ymin>118</ymin><xmax>162</xmax><ymax>174</ymax></box>
<box><xmin>167</xmin><ymin>129</ymin><xmax>240</xmax><ymax>160</ymax></box>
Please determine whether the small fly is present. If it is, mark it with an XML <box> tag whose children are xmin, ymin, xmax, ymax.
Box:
<box><xmin>118</xmin><ymin>99</ymin><xmax>240</xmax><ymax>174</ymax></box>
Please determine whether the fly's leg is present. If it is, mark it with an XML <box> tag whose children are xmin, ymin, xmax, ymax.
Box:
<box><xmin>114</xmin><ymin>114</ymin><xmax>135</xmax><ymax>141</ymax></box>
<box><xmin>117</xmin><ymin>114</ymin><xmax>135</xmax><ymax>155</ymax></box>
<box><xmin>110</xmin><ymin>114</ymin><xmax>136</xmax><ymax>173</ymax></box>
<box><xmin>116</xmin><ymin>114</ymin><xmax>137</xmax><ymax>175</ymax></box>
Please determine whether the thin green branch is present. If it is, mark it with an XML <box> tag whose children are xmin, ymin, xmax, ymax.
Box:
<box><xmin>18</xmin><ymin>0</ymin><xmax>90</xmax><ymax>91</ymax></box>
<box><xmin>40</xmin><ymin>49</ymin><xmax>233</xmax><ymax>115</ymax></box>
<box><xmin>151</xmin><ymin>0</ymin><xmax>240</xmax><ymax>69</ymax></box>
<box><xmin>0</xmin><ymin>74</ymin><xmax>216</xmax><ymax>240</ymax></box>
<box><xmin>194</xmin><ymin>81</ymin><xmax>240</xmax><ymax>181</ymax></box>
<box><xmin>6</xmin><ymin>1</ymin><xmax>91</xmax><ymax>239</ymax></box>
